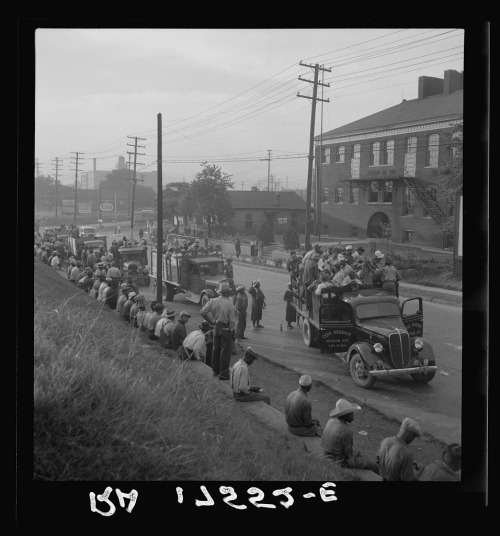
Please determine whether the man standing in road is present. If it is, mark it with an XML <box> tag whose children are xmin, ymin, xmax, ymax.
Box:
<box><xmin>200</xmin><ymin>281</ymin><xmax>236</xmax><ymax>380</ymax></box>
<box><xmin>377</xmin><ymin>417</ymin><xmax>423</xmax><ymax>481</ymax></box>
<box><xmin>230</xmin><ymin>347</ymin><xmax>270</xmax><ymax>405</ymax></box>
<box><xmin>234</xmin><ymin>285</ymin><xmax>248</xmax><ymax>346</ymax></box>
<box><xmin>285</xmin><ymin>375</ymin><xmax>322</xmax><ymax>437</ymax></box>
<box><xmin>322</xmin><ymin>399</ymin><xmax>379</xmax><ymax>473</ymax></box>
<box><xmin>234</xmin><ymin>236</ymin><xmax>241</xmax><ymax>259</ymax></box>
<box><xmin>248</xmin><ymin>280</ymin><xmax>266</xmax><ymax>329</ymax></box>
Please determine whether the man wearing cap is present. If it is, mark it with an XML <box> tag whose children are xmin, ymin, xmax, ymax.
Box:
<box><xmin>130</xmin><ymin>294</ymin><xmax>145</xmax><ymax>327</ymax></box>
<box><xmin>104</xmin><ymin>278</ymin><xmax>119</xmax><ymax>310</ymax></box>
<box><xmin>50</xmin><ymin>252</ymin><xmax>63</xmax><ymax>270</ymax></box>
<box><xmin>285</xmin><ymin>375</ymin><xmax>322</xmax><ymax>437</ymax></box>
<box><xmin>77</xmin><ymin>270</ymin><xmax>94</xmax><ymax>293</ymax></box>
<box><xmin>156</xmin><ymin>307</ymin><xmax>175</xmax><ymax>346</ymax></box>
<box><xmin>122</xmin><ymin>291</ymin><xmax>137</xmax><ymax>322</ymax></box>
<box><xmin>322</xmin><ymin>399</ymin><xmax>379</xmax><ymax>473</ymax></box>
<box><xmin>343</xmin><ymin>245</ymin><xmax>355</xmax><ymax>265</ymax></box>
<box><xmin>418</xmin><ymin>443</ymin><xmax>461</xmax><ymax>482</ymax></box>
<box><xmin>201</xmin><ymin>281</ymin><xmax>236</xmax><ymax>379</ymax></box>
<box><xmin>107</xmin><ymin>261</ymin><xmax>122</xmax><ymax>280</ymax></box>
<box><xmin>230</xmin><ymin>347</ymin><xmax>270</xmax><ymax>405</ymax></box>
<box><xmin>234</xmin><ymin>285</ymin><xmax>248</xmax><ymax>345</ymax></box>
<box><xmin>351</xmin><ymin>246</ymin><xmax>365</xmax><ymax>264</ymax></box>
<box><xmin>97</xmin><ymin>274</ymin><xmax>109</xmax><ymax>302</ymax></box>
<box><xmin>377</xmin><ymin>417</ymin><xmax>423</xmax><ymax>481</ymax></box>
<box><xmin>375</xmin><ymin>257</ymin><xmax>402</xmax><ymax>297</ymax></box>
<box><xmin>147</xmin><ymin>303</ymin><xmax>165</xmax><ymax>340</ymax></box>
<box><xmin>171</xmin><ymin>311</ymin><xmax>191</xmax><ymax>350</ymax></box>
<box><xmin>90</xmin><ymin>274</ymin><xmax>105</xmax><ymax>299</ymax></box>
<box><xmin>179</xmin><ymin>321</ymin><xmax>212</xmax><ymax>361</ymax></box>
<box><xmin>116</xmin><ymin>284</ymin><xmax>131</xmax><ymax>316</ymax></box>
<box><xmin>286</xmin><ymin>251</ymin><xmax>300</xmax><ymax>277</ymax></box>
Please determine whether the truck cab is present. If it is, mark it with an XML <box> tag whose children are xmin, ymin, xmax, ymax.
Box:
<box><xmin>119</xmin><ymin>245</ymin><xmax>150</xmax><ymax>286</ymax></box>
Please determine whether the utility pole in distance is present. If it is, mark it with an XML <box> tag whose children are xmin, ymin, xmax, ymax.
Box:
<box><xmin>156</xmin><ymin>114</ymin><xmax>163</xmax><ymax>304</ymax></box>
<box><xmin>297</xmin><ymin>62</ymin><xmax>330</xmax><ymax>251</ymax></box>
<box><xmin>51</xmin><ymin>157</ymin><xmax>63</xmax><ymax>218</ymax></box>
<box><xmin>70</xmin><ymin>152</ymin><xmax>84</xmax><ymax>225</ymax></box>
<box><xmin>261</xmin><ymin>150</ymin><xmax>272</xmax><ymax>190</ymax></box>
<box><xmin>127</xmin><ymin>136</ymin><xmax>146</xmax><ymax>242</ymax></box>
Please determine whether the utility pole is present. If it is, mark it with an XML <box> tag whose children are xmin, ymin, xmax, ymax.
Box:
<box><xmin>317</xmin><ymin>68</ymin><xmax>326</xmax><ymax>241</ymax></box>
<box><xmin>297</xmin><ymin>62</ymin><xmax>330</xmax><ymax>251</ymax></box>
<box><xmin>157</xmin><ymin>114</ymin><xmax>163</xmax><ymax>304</ymax></box>
<box><xmin>51</xmin><ymin>157</ymin><xmax>62</xmax><ymax>218</ymax></box>
<box><xmin>70</xmin><ymin>152</ymin><xmax>84</xmax><ymax>225</ymax></box>
<box><xmin>127</xmin><ymin>152</ymin><xmax>132</xmax><ymax>217</ymax></box>
<box><xmin>241</xmin><ymin>181</ymin><xmax>245</xmax><ymax>190</ymax></box>
<box><xmin>127</xmin><ymin>136</ymin><xmax>146</xmax><ymax>241</ymax></box>
<box><xmin>261</xmin><ymin>150</ymin><xmax>272</xmax><ymax>190</ymax></box>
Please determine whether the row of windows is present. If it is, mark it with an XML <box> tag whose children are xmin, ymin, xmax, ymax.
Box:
<box><xmin>320</xmin><ymin>183</ymin><xmax>439</xmax><ymax>216</ymax></box>
<box><xmin>320</xmin><ymin>134</ymin><xmax>441</xmax><ymax>167</ymax></box>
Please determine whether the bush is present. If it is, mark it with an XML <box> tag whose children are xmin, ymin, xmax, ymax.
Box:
<box><xmin>283</xmin><ymin>224</ymin><xmax>300</xmax><ymax>250</ymax></box>
<box><xmin>257</xmin><ymin>222</ymin><xmax>274</xmax><ymax>246</ymax></box>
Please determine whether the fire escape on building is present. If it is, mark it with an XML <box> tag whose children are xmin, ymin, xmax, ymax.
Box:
<box><xmin>338</xmin><ymin>154</ymin><xmax>454</xmax><ymax>246</ymax></box>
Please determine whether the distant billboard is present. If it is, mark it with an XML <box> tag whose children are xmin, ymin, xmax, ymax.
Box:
<box><xmin>62</xmin><ymin>199</ymin><xmax>92</xmax><ymax>215</ymax></box>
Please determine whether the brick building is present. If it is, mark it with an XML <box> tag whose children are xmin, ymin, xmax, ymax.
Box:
<box><xmin>314</xmin><ymin>69</ymin><xmax>463</xmax><ymax>248</ymax></box>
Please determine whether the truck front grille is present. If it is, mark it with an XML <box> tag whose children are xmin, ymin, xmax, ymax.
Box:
<box><xmin>389</xmin><ymin>332</ymin><xmax>411</xmax><ymax>369</ymax></box>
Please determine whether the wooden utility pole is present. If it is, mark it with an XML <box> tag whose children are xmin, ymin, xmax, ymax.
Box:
<box><xmin>261</xmin><ymin>150</ymin><xmax>272</xmax><ymax>190</ymax></box>
<box><xmin>156</xmin><ymin>114</ymin><xmax>163</xmax><ymax>303</ymax></box>
<box><xmin>70</xmin><ymin>152</ymin><xmax>84</xmax><ymax>225</ymax></box>
<box><xmin>297</xmin><ymin>62</ymin><xmax>330</xmax><ymax>251</ymax></box>
<box><xmin>51</xmin><ymin>157</ymin><xmax>62</xmax><ymax>218</ymax></box>
<box><xmin>127</xmin><ymin>136</ymin><xmax>146</xmax><ymax>241</ymax></box>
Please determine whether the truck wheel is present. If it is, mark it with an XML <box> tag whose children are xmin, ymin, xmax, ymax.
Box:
<box><xmin>350</xmin><ymin>353</ymin><xmax>375</xmax><ymax>389</ymax></box>
<box><xmin>166</xmin><ymin>283</ymin><xmax>175</xmax><ymax>301</ymax></box>
<box><xmin>410</xmin><ymin>370</ymin><xmax>436</xmax><ymax>383</ymax></box>
<box><xmin>303</xmin><ymin>318</ymin><xmax>316</xmax><ymax>347</ymax></box>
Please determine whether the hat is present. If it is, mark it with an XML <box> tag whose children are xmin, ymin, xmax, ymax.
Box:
<box><xmin>236</xmin><ymin>284</ymin><xmax>245</xmax><ymax>291</ymax></box>
<box><xmin>337</xmin><ymin>254</ymin><xmax>345</xmax><ymax>261</ymax></box>
<box><xmin>357</xmin><ymin>247</ymin><xmax>365</xmax><ymax>252</ymax></box>
<box><xmin>330</xmin><ymin>399</ymin><xmax>362</xmax><ymax>418</ymax></box>
<box><xmin>199</xmin><ymin>320</ymin><xmax>211</xmax><ymax>331</ymax></box>
<box><xmin>217</xmin><ymin>281</ymin><xmax>231</xmax><ymax>294</ymax></box>
<box><xmin>374</xmin><ymin>250</ymin><xmax>384</xmax><ymax>259</ymax></box>
<box><xmin>127</xmin><ymin>292</ymin><xmax>137</xmax><ymax>299</ymax></box>
<box><xmin>179</xmin><ymin>311</ymin><xmax>191</xmax><ymax>318</ymax></box>
<box><xmin>194</xmin><ymin>239</ymin><xmax>200</xmax><ymax>243</ymax></box>
<box><xmin>252</xmin><ymin>279</ymin><xmax>260</xmax><ymax>287</ymax></box>
<box><xmin>135</xmin><ymin>294</ymin><xmax>145</xmax><ymax>303</ymax></box>
<box><xmin>345</xmin><ymin>245</ymin><xmax>353</xmax><ymax>251</ymax></box>
<box><xmin>400</xmin><ymin>417</ymin><xmax>421</xmax><ymax>436</ymax></box>
<box><xmin>226</xmin><ymin>257</ymin><xmax>232</xmax><ymax>263</ymax></box>
<box><xmin>165</xmin><ymin>307</ymin><xmax>176</xmax><ymax>317</ymax></box>
<box><xmin>97</xmin><ymin>262</ymin><xmax>104</xmax><ymax>267</ymax></box>
<box><xmin>120</xmin><ymin>283</ymin><xmax>128</xmax><ymax>289</ymax></box>
<box><xmin>299</xmin><ymin>375</ymin><xmax>312</xmax><ymax>387</ymax></box>
<box><xmin>106</xmin><ymin>277</ymin><xmax>112</xmax><ymax>282</ymax></box>
<box><xmin>244</xmin><ymin>347</ymin><xmax>259</xmax><ymax>360</ymax></box>
<box><xmin>154</xmin><ymin>303</ymin><xmax>164</xmax><ymax>312</ymax></box>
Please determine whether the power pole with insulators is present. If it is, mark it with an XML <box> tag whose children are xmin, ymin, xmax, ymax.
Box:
<box><xmin>127</xmin><ymin>136</ymin><xmax>146</xmax><ymax>242</ymax></box>
<box><xmin>51</xmin><ymin>157</ymin><xmax>62</xmax><ymax>218</ymax></box>
<box><xmin>156</xmin><ymin>113</ymin><xmax>164</xmax><ymax>303</ymax></box>
<box><xmin>70</xmin><ymin>152</ymin><xmax>84</xmax><ymax>225</ymax></box>
<box><xmin>261</xmin><ymin>150</ymin><xmax>272</xmax><ymax>191</ymax></box>
<box><xmin>297</xmin><ymin>62</ymin><xmax>330</xmax><ymax>251</ymax></box>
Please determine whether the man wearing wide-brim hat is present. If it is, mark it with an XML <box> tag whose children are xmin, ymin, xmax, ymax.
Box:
<box><xmin>201</xmin><ymin>281</ymin><xmax>236</xmax><ymax>380</ymax></box>
<box><xmin>321</xmin><ymin>399</ymin><xmax>379</xmax><ymax>474</ymax></box>
<box><xmin>377</xmin><ymin>417</ymin><xmax>423</xmax><ymax>481</ymax></box>
<box><xmin>230</xmin><ymin>347</ymin><xmax>270</xmax><ymax>405</ymax></box>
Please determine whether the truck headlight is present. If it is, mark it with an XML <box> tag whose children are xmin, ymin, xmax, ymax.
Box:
<box><xmin>373</xmin><ymin>343</ymin><xmax>383</xmax><ymax>353</ymax></box>
<box><xmin>414</xmin><ymin>338</ymin><xmax>424</xmax><ymax>350</ymax></box>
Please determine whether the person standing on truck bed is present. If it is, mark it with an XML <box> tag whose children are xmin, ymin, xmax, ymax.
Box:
<box><xmin>200</xmin><ymin>281</ymin><xmax>236</xmax><ymax>380</ymax></box>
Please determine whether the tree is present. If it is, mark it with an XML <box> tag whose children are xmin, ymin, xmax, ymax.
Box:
<box><xmin>178</xmin><ymin>163</ymin><xmax>234</xmax><ymax>237</ymax></box>
<box><xmin>162</xmin><ymin>181</ymin><xmax>191</xmax><ymax>224</ymax></box>
<box><xmin>257</xmin><ymin>222</ymin><xmax>275</xmax><ymax>246</ymax></box>
<box><xmin>283</xmin><ymin>223</ymin><xmax>300</xmax><ymax>250</ymax></box>
<box><xmin>435</xmin><ymin>123</ymin><xmax>463</xmax><ymax>235</ymax></box>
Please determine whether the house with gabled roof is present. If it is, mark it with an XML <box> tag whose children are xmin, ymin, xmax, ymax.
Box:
<box><xmin>224</xmin><ymin>190</ymin><xmax>307</xmax><ymax>235</ymax></box>
<box><xmin>314</xmin><ymin>69</ymin><xmax>463</xmax><ymax>248</ymax></box>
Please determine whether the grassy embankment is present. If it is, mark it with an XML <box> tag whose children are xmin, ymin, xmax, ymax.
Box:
<box><xmin>33</xmin><ymin>262</ymin><xmax>343</xmax><ymax>481</ymax></box>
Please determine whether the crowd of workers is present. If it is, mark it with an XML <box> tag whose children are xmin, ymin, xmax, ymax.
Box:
<box><xmin>34</xmin><ymin>230</ymin><xmax>458</xmax><ymax>482</ymax></box>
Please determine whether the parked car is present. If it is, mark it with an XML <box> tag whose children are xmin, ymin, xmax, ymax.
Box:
<box><xmin>292</xmin><ymin>283</ymin><xmax>437</xmax><ymax>389</ymax></box>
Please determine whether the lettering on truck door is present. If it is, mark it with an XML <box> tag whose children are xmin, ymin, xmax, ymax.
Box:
<box><xmin>318</xmin><ymin>302</ymin><xmax>355</xmax><ymax>354</ymax></box>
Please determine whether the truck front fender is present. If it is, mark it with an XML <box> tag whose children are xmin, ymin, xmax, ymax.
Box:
<box><xmin>347</xmin><ymin>342</ymin><xmax>378</xmax><ymax>367</ymax></box>
<box><xmin>412</xmin><ymin>337</ymin><xmax>436</xmax><ymax>364</ymax></box>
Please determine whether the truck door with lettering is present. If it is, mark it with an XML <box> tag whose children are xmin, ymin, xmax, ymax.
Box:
<box><xmin>319</xmin><ymin>302</ymin><xmax>355</xmax><ymax>353</ymax></box>
<box><xmin>401</xmin><ymin>297</ymin><xmax>423</xmax><ymax>337</ymax></box>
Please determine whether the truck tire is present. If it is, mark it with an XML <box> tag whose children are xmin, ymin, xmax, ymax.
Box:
<box><xmin>349</xmin><ymin>353</ymin><xmax>375</xmax><ymax>389</ymax></box>
<box><xmin>303</xmin><ymin>318</ymin><xmax>316</xmax><ymax>347</ymax></box>
<box><xmin>166</xmin><ymin>283</ymin><xmax>176</xmax><ymax>301</ymax></box>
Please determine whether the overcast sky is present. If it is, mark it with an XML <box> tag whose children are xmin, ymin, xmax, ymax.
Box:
<box><xmin>35</xmin><ymin>27</ymin><xmax>464</xmax><ymax>189</ymax></box>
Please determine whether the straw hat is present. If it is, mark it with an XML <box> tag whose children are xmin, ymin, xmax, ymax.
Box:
<box><xmin>329</xmin><ymin>399</ymin><xmax>361</xmax><ymax>418</ymax></box>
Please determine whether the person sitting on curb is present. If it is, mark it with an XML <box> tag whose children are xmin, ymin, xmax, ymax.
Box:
<box><xmin>322</xmin><ymin>398</ymin><xmax>379</xmax><ymax>474</ymax></box>
<box><xmin>285</xmin><ymin>375</ymin><xmax>322</xmax><ymax>437</ymax></box>
<box><xmin>377</xmin><ymin>417</ymin><xmax>423</xmax><ymax>481</ymax></box>
<box><xmin>178</xmin><ymin>321</ymin><xmax>212</xmax><ymax>361</ymax></box>
<box><xmin>230</xmin><ymin>347</ymin><xmax>270</xmax><ymax>405</ymax></box>
<box><xmin>418</xmin><ymin>443</ymin><xmax>461</xmax><ymax>482</ymax></box>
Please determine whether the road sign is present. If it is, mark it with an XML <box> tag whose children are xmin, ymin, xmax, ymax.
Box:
<box><xmin>100</xmin><ymin>202</ymin><xmax>114</xmax><ymax>212</ymax></box>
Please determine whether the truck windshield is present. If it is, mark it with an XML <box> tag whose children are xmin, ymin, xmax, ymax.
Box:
<box><xmin>196</xmin><ymin>263</ymin><xmax>221</xmax><ymax>276</ymax></box>
<box><xmin>355</xmin><ymin>301</ymin><xmax>400</xmax><ymax>319</ymax></box>
<box><xmin>121</xmin><ymin>252</ymin><xmax>142</xmax><ymax>261</ymax></box>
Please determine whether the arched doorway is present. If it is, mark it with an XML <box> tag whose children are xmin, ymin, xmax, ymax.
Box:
<box><xmin>367</xmin><ymin>212</ymin><xmax>390</xmax><ymax>238</ymax></box>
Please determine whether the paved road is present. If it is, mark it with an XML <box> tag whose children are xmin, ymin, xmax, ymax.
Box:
<box><xmin>140</xmin><ymin>261</ymin><xmax>462</xmax><ymax>446</ymax></box>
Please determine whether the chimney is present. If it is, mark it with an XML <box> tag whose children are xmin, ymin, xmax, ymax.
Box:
<box><xmin>418</xmin><ymin>75</ymin><xmax>443</xmax><ymax>99</ymax></box>
<box><xmin>274</xmin><ymin>193</ymin><xmax>280</xmax><ymax>207</ymax></box>
<box><xmin>444</xmin><ymin>69</ymin><xmax>463</xmax><ymax>95</ymax></box>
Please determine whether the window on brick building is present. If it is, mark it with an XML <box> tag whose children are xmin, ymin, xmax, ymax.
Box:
<box><xmin>382</xmin><ymin>140</ymin><xmax>394</xmax><ymax>165</ymax></box>
<box><xmin>350</xmin><ymin>185</ymin><xmax>359</xmax><ymax>204</ymax></box>
<box><xmin>426</xmin><ymin>134</ymin><xmax>439</xmax><ymax>166</ymax></box>
<box><xmin>403</xmin><ymin>186</ymin><xmax>415</xmax><ymax>216</ymax></box>
<box><xmin>321</xmin><ymin>188</ymin><xmax>330</xmax><ymax>203</ymax></box>
<box><xmin>350</xmin><ymin>226</ymin><xmax>359</xmax><ymax>238</ymax></box>
<box><xmin>382</xmin><ymin>180</ymin><xmax>393</xmax><ymax>203</ymax></box>
<box><xmin>334</xmin><ymin>188</ymin><xmax>344</xmax><ymax>204</ymax></box>
<box><xmin>406</xmin><ymin>137</ymin><xmax>417</xmax><ymax>153</ymax></box>
<box><xmin>321</xmin><ymin>147</ymin><xmax>330</xmax><ymax>164</ymax></box>
<box><xmin>335</xmin><ymin>146</ymin><xmax>345</xmax><ymax>163</ymax></box>
<box><xmin>368</xmin><ymin>181</ymin><xmax>380</xmax><ymax>203</ymax></box>
<box><xmin>245</xmin><ymin>214</ymin><xmax>253</xmax><ymax>230</ymax></box>
<box><xmin>352</xmin><ymin>143</ymin><xmax>361</xmax><ymax>159</ymax></box>
<box><xmin>370</xmin><ymin>142</ymin><xmax>380</xmax><ymax>166</ymax></box>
